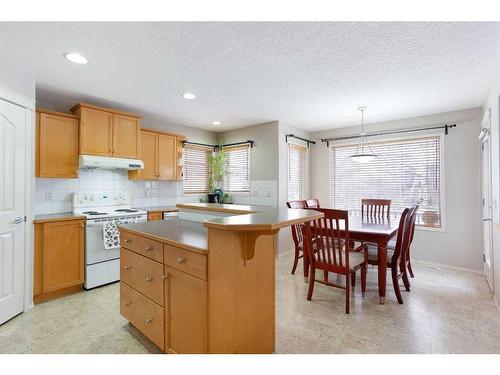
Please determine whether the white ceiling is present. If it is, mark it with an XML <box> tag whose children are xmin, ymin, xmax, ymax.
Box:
<box><xmin>2</xmin><ymin>22</ymin><xmax>500</xmax><ymax>132</ymax></box>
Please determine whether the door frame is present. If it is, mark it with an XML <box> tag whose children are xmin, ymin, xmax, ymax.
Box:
<box><xmin>0</xmin><ymin>84</ymin><xmax>35</xmax><ymax>312</ymax></box>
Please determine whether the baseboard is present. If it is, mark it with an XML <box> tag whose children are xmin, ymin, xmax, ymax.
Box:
<box><xmin>415</xmin><ymin>260</ymin><xmax>484</xmax><ymax>275</ymax></box>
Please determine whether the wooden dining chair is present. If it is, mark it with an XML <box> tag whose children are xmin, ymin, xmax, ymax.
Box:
<box><xmin>286</xmin><ymin>200</ymin><xmax>307</xmax><ymax>275</ymax></box>
<box><xmin>403</xmin><ymin>204</ymin><xmax>419</xmax><ymax>281</ymax></box>
<box><xmin>305</xmin><ymin>199</ymin><xmax>320</xmax><ymax>209</ymax></box>
<box><xmin>366</xmin><ymin>207</ymin><xmax>414</xmax><ymax>304</ymax></box>
<box><xmin>361</xmin><ymin>199</ymin><xmax>391</xmax><ymax>219</ymax></box>
<box><xmin>302</xmin><ymin>208</ymin><xmax>368</xmax><ymax>314</ymax></box>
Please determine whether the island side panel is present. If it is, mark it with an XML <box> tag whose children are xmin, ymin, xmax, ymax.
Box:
<box><xmin>207</xmin><ymin>227</ymin><xmax>276</xmax><ymax>354</ymax></box>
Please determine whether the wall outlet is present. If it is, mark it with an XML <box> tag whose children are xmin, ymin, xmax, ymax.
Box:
<box><xmin>45</xmin><ymin>191</ymin><xmax>52</xmax><ymax>201</ymax></box>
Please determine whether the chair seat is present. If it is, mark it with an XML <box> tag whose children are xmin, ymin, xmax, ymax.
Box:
<box><xmin>367</xmin><ymin>244</ymin><xmax>394</xmax><ymax>263</ymax></box>
<box><xmin>364</xmin><ymin>238</ymin><xmax>396</xmax><ymax>249</ymax></box>
<box><xmin>313</xmin><ymin>250</ymin><xmax>365</xmax><ymax>270</ymax></box>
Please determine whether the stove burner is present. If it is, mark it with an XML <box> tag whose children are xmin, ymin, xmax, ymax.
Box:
<box><xmin>83</xmin><ymin>211</ymin><xmax>108</xmax><ymax>216</ymax></box>
<box><xmin>114</xmin><ymin>209</ymin><xmax>138</xmax><ymax>213</ymax></box>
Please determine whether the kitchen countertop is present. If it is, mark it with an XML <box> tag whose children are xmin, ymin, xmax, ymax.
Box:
<box><xmin>34</xmin><ymin>212</ymin><xmax>86</xmax><ymax>224</ymax></box>
<box><xmin>136</xmin><ymin>205</ymin><xmax>179</xmax><ymax>213</ymax></box>
<box><xmin>120</xmin><ymin>218</ymin><xmax>207</xmax><ymax>252</ymax></box>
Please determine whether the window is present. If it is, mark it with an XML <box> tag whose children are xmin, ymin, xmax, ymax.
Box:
<box><xmin>330</xmin><ymin>135</ymin><xmax>442</xmax><ymax>228</ymax></box>
<box><xmin>223</xmin><ymin>144</ymin><xmax>251</xmax><ymax>193</ymax></box>
<box><xmin>287</xmin><ymin>143</ymin><xmax>307</xmax><ymax>200</ymax></box>
<box><xmin>183</xmin><ymin>144</ymin><xmax>212</xmax><ymax>194</ymax></box>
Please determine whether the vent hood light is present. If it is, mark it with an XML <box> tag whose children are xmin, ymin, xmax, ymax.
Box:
<box><xmin>79</xmin><ymin>155</ymin><xmax>144</xmax><ymax>170</ymax></box>
<box><xmin>211</xmin><ymin>121</ymin><xmax>221</xmax><ymax>125</ymax></box>
<box><xmin>64</xmin><ymin>52</ymin><xmax>88</xmax><ymax>64</ymax></box>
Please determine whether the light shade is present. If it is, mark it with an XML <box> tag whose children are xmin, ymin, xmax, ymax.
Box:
<box><xmin>350</xmin><ymin>154</ymin><xmax>377</xmax><ymax>163</ymax></box>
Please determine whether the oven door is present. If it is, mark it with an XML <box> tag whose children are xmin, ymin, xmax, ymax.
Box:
<box><xmin>85</xmin><ymin>220</ymin><xmax>120</xmax><ymax>266</ymax></box>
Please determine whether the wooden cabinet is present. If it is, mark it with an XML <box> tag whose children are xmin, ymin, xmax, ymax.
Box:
<box><xmin>129</xmin><ymin>129</ymin><xmax>185</xmax><ymax>181</ymax></box>
<box><xmin>165</xmin><ymin>266</ymin><xmax>207</xmax><ymax>354</ymax></box>
<box><xmin>72</xmin><ymin>103</ymin><xmax>140</xmax><ymax>159</ymax></box>
<box><xmin>33</xmin><ymin>218</ymin><xmax>85</xmax><ymax>303</ymax></box>
<box><xmin>35</xmin><ymin>109</ymin><xmax>79</xmax><ymax>178</ymax></box>
<box><xmin>147</xmin><ymin>212</ymin><xmax>163</xmax><ymax>221</ymax></box>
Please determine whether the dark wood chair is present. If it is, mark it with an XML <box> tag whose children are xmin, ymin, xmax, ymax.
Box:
<box><xmin>302</xmin><ymin>208</ymin><xmax>368</xmax><ymax>314</ymax></box>
<box><xmin>366</xmin><ymin>206</ymin><xmax>415</xmax><ymax>304</ymax></box>
<box><xmin>286</xmin><ymin>200</ymin><xmax>307</xmax><ymax>275</ymax></box>
<box><xmin>405</xmin><ymin>205</ymin><xmax>419</xmax><ymax>278</ymax></box>
<box><xmin>361</xmin><ymin>199</ymin><xmax>391</xmax><ymax>219</ymax></box>
<box><xmin>305</xmin><ymin>199</ymin><xmax>320</xmax><ymax>208</ymax></box>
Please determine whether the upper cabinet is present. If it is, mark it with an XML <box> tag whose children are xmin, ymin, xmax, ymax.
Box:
<box><xmin>129</xmin><ymin>129</ymin><xmax>185</xmax><ymax>181</ymax></box>
<box><xmin>72</xmin><ymin>103</ymin><xmax>140</xmax><ymax>159</ymax></box>
<box><xmin>36</xmin><ymin>109</ymin><xmax>79</xmax><ymax>178</ymax></box>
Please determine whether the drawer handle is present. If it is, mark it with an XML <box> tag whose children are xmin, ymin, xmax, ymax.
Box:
<box><xmin>177</xmin><ymin>257</ymin><xmax>186</xmax><ymax>264</ymax></box>
<box><xmin>145</xmin><ymin>277</ymin><xmax>153</xmax><ymax>282</ymax></box>
<box><xmin>124</xmin><ymin>239</ymin><xmax>131</xmax><ymax>244</ymax></box>
<box><xmin>146</xmin><ymin>246</ymin><xmax>154</xmax><ymax>252</ymax></box>
<box><xmin>161</xmin><ymin>274</ymin><xmax>168</xmax><ymax>280</ymax></box>
<box><xmin>124</xmin><ymin>265</ymin><xmax>132</xmax><ymax>270</ymax></box>
<box><xmin>124</xmin><ymin>301</ymin><xmax>131</xmax><ymax>306</ymax></box>
<box><xmin>145</xmin><ymin>318</ymin><xmax>152</xmax><ymax>324</ymax></box>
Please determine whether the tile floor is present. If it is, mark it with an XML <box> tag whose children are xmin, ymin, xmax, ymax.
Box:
<box><xmin>1</xmin><ymin>256</ymin><xmax>500</xmax><ymax>354</ymax></box>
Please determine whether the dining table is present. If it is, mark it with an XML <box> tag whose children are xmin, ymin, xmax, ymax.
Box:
<box><xmin>305</xmin><ymin>213</ymin><xmax>400</xmax><ymax>304</ymax></box>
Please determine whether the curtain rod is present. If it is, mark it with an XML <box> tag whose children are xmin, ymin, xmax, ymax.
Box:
<box><xmin>285</xmin><ymin>134</ymin><xmax>316</xmax><ymax>147</ymax></box>
<box><xmin>320</xmin><ymin>123</ymin><xmax>456</xmax><ymax>147</ymax></box>
<box><xmin>182</xmin><ymin>140</ymin><xmax>255</xmax><ymax>150</ymax></box>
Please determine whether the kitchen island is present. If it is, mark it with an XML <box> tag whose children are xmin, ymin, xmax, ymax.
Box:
<box><xmin>119</xmin><ymin>203</ymin><xmax>322</xmax><ymax>354</ymax></box>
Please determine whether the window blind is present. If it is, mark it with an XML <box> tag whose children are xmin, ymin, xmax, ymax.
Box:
<box><xmin>330</xmin><ymin>135</ymin><xmax>441</xmax><ymax>228</ymax></box>
<box><xmin>183</xmin><ymin>144</ymin><xmax>212</xmax><ymax>194</ymax></box>
<box><xmin>288</xmin><ymin>143</ymin><xmax>307</xmax><ymax>201</ymax></box>
<box><xmin>223</xmin><ymin>144</ymin><xmax>251</xmax><ymax>193</ymax></box>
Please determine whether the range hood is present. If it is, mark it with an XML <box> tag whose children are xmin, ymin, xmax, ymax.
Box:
<box><xmin>79</xmin><ymin>155</ymin><xmax>144</xmax><ymax>170</ymax></box>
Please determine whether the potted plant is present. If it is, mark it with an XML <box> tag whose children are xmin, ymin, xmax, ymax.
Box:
<box><xmin>207</xmin><ymin>140</ymin><xmax>227</xmax><ymax>203</ymax></box>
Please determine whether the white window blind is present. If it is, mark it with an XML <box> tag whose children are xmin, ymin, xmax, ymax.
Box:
<box><xmin>223</xmin><ymin>144</ymin><xmax>251</xmax><ymax>193</ymax></box>
<box><xmin>288</xmin><ymin>143</ymin><xmax>307</xmax><ymax>201</ymax></box>
<box><xmin>183</xmin><ymin>144</ymin><xmax>212</xmax><ymax>194</ymax></box>
<box><xmin>331</xmin><ymin>135</ymin><xmax>441</xmax><ymax>228</ymax></box>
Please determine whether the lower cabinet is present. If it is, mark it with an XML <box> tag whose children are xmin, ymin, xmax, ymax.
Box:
<box><xmin>34</xmin><ymin>218</ymin><xmax>85</xmax><ymax>303</ymax></box>
<box><xmin>147</xmin><ymin>212</ymin><xmax>163</xmax><ymax>221</ymax></box>
<box><xmin>164</xmin><ymin>266</ymin><xmax>207</xmax><ymax>354</ymax></box>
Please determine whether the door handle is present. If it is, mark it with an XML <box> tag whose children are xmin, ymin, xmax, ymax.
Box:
<box><xmin>482</xmin><ymin>218</ymin><xmax>492</xmax><ymax>222</ymax></box>
<box><xmin>13</xmin><ymin>216</ymin><xmax>26</xmax><ymax>224</ymax></box>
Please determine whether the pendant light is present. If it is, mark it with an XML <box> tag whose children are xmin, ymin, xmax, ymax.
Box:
<box><xmin>350</xmin><ymin>106</ymin><xmax>377</xmax><ymax>163</ymax></box>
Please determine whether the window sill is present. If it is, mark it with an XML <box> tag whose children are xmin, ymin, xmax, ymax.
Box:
<box><xmin>415</xmin><ymin>225</ymin><xmax>445</xmax><ymax>233</ymax></box>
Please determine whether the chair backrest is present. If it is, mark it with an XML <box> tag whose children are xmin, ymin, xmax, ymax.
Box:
<box><xmin>389</xmin><ymin>207</ymin><xmax>412</xmax><ymax>267</ymax></box>
<box><xmin>408</xmin><ymin>204</ymin><xmax>420</xmax><ymax>246</ymax></box>
<box><xmin>361</xmin><ymin>199</ymin><xmax>391</xmax><ymax>219</ymax></box>
<box><xmin>286</xmin><ymin>200</ymin><xmax>307</xmax><ymax>246</ymax></box>
<box><xmin>305</xmin><ymin>199</ymin><xmax>320</xmax><ymax>208</ymax></box>
<box><xmin>287</xmin><ymin>200</ymin><xmax>307</xmax><ymax>209</ymax></box>
<box><xmin>302</xmin><ymin>208</ymin><xmax>350</xmax><ymax>272</ymax></box>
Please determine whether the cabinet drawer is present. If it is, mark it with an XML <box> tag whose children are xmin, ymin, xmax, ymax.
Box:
<box><xmin>121</xmin><ymin>248</ymin><xmax>165</xmax><ymax>306</ymax></box>
<box><xmin>120</xmin><ymin>282</ymin><xmax>164</xmax><ymax>350</ymax></box>
<box><xmin>164</xmin><ymin>244</ymin><xmax>207</xmax><ymax>280</ymax></box>
<box><xmin>147</xmin><ymin>212</ymin><xmax>163</xmax><ymax>221</ymax></box>
<box><xmin>120</xmin><ymin>231</ymin><xmax>163</xmax><ymax>263</ymax></box>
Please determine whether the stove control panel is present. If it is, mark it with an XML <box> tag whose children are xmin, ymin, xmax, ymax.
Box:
<box><xmin>73</xmin><ymin>192</ymin><xmax>131</xmax><ymax>208</ymax></box>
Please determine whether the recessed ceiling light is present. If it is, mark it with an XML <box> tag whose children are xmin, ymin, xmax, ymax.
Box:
<box><xmin>211</xmin><ymin>121</ymin><xmax>221</xmax><ymax>126</ymax></box>
<box><xmin>64</xmin><ymin>52</ymin><xmax>88</xmax><ymax>64</ymax></box>
<box><xmin>181</xmin><ymin>92</ymin><xmax>196</xmax><ymax>100</ymax></box>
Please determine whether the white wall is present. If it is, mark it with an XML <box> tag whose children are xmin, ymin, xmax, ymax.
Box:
<box><xmin>484</xmin><ymin>77</ymin><xmax>500</xmax><ymax>303</ymax></box>
<box><xmin>310</xmin><ymin>108</ymin><xmax>483</xmax><ymax>271</ymax></box>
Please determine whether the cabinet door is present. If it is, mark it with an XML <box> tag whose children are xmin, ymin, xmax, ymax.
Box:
<box><xmin>129</xmin><ymin>131</ymin><xmax>157</xmax><ymax>180</ymax></box>
<box><xmin>158</xmin><ymin>134</ymin><xmax>176</xmax><ymax>180</ymax></box>
<box><xmin>37</xmin><ymin>113</ymin><xmax>79</xmax><ymax>178</ymax></box>
<box><xmin>79</xmin><ymin>107</ymin><xmax>113</xmax><ymax>156</ymax></box>
<box><xmin>42</xmin><ymin>220</ymin><xmax>84</xmax><ymax>293</ymax></box>
<box><xmin>113</xmin><ymin>114</ymin><xmax>140</xmax><ymax>158</ymax></box>
<box><xmin>165</xmin><ymin>266</ymin><xmax>207</xmax><ymax>354</ymax></box>
<box><xmin>33</xmin><ymin>224</ymin><xmax>42</xmax><ymax>296</ymax></box>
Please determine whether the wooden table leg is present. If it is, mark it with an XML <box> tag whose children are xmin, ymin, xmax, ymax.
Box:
<box><xmin>377</xmin><ymin>237</ymin><xmax>388</xmax><ymax>304</ymax></box>
<box><xmin>303</xmin><ymin>244</ymin><xmax>309</xmax><ymax>283</ymax></box>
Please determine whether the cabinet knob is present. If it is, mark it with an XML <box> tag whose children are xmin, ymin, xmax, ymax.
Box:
<box><xmin>177</xmin><ymin>257</ymin><xmax>186</xmax><ymax>264</ymax></box>
<box><xmin>124</xmin><ymin>301</ymin><xmax>131</xmax><ymax>306</ymax></box>
<box><xmin>161</xmin><ymin>274</ymin><xmax>168</xmax><ymax>280</ymax></box>
<box><xmin>124</xmin><ymin>265</ymin><xmax>132</xmax><ymax>270</ymax></box>
<box><xmin>80</xmin><ymin>224</ymin><xmax>85</xmax><ymax>228</ymax></box>
<box><xmin>145</xmin><ymin>318</ymin><xmax>152</xmax><ymax>324</ymax></box>
<box><xmin>124</xmin><ymin>239</ymin><xmax>131</xmax><ymax>244</ymax></box>
<box><xmin>145</xmin><ymin>276</ymin><xmax>153</xmax><ymax>282</ymax></box>
<box><xmin>146</xmin><ymin>246</ymin><xmax>153</xmax><ymax>252</ymax></box>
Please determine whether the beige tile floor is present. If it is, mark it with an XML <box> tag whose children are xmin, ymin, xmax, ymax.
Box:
<box><xmin>1</xmin><ymin>256</ymin><xmax>500</xmax><ymax>354</ymax></box>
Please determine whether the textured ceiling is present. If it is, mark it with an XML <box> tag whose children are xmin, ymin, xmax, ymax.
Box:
<box><xmin>2</xmin><ymin>22</ymin><xmax>500</xmax><ymax>131</ymax></box>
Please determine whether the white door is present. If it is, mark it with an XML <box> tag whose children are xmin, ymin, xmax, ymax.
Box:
<box><xmin>0</xmin><ymin>98</ymin><xmax>26</xmax><ymax>324</ymax></box>
<box><xmin>480</xmin><ymin>110</ymin><xmax>494</xmax><ymax>292</ymax></box>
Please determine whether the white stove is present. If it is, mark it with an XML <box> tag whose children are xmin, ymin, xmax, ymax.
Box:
<box><xmin>73</xmin><ymin>192</ymin><xmax>147</xmax><ymax>289</ymax></box>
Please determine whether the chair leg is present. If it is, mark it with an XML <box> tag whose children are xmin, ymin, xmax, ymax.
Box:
<box><xmin>291</xmin><ymin>246</ymin><xmax>299</xmax><ymax>274</ymax></box>
<box><xmin>361</xmin><ymin>266</ymin><xmax>367</xmax><ymax>297</ymax></box>
<box><xmin>306</xmin><ymin>267</ymin><xmax>316</xmax><ymax>301</ymax></box>
<box><xmin>303</xmin><ymin>250</ymin><xmax>309</xmax><ymax>283</ymax></box>
<box><xmin>401</xmin><ymin>263</ymin><xmax>411</xmax><ymax>292</ymax></box>
<box><xmin>392</xmin><ymin>267</ymin><xmax>403</xmax><ymax>304</ymax></box>
<box><xmin>351</xmin><ymin>271</ymin><xmax>356</xmax><ymax>287</ymax></box>
<box><xmin>345</xmin><ymin>273</ymin><xmax>350</xmax><ymax>314</ymax></box>
<box><xmin>407</xmin><ymin>259</ymin><xmax>415</xmax><ymax>278</ymax></box>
